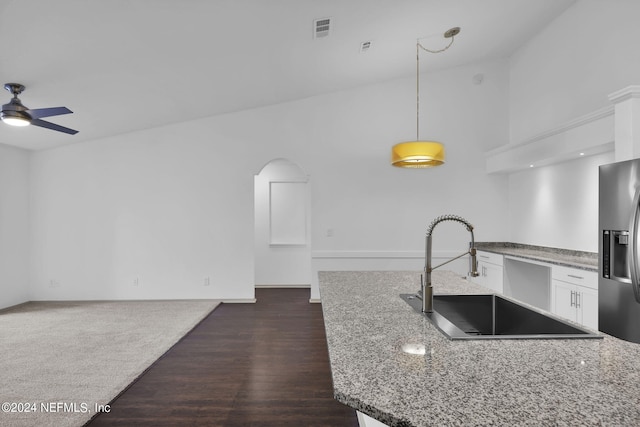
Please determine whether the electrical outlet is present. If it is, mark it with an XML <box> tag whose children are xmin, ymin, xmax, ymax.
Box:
<box><xmin>49</xmin><ymin>280</ymin><xmax>60</xmax><ymax>288</ymax></box>
<box><xmin>133</xmin><ymin>277</ymin><xmax>139</xmax><ymax>286</ymax></box>
<box><xmin>204</xmin><ymin>277</ymin><xmax>210</xmax><ymax>286</ymax></box>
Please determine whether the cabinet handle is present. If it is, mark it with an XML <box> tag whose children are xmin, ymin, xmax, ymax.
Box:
<box><xmin>570</xmin><ymin>291</ymin><xmax>575</xmax><ymax>307</ymax></box>
<box><xmin>576</xmin><ymin>292</ymin><xmax>581</xmax><ymax>309</ymax></box>
<box><xmin>568</xmin><ymin>274</ymin><xmax>584</xmax><ymax>280</ymax></box>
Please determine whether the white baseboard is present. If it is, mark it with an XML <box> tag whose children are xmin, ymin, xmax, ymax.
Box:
<box><xmin>309</xmin><ymin>298</ymin><xmax>321</xmax><ymax>304</ymax></box>
<box><xmin>221</xmin><ymin>298</ymin><xmax>257</xmax><ymax>303</ymax></box>
<box><xmin>255</xmin><ymin>284</ymin><xmax>310</xmax><ymax>288</ymax></box>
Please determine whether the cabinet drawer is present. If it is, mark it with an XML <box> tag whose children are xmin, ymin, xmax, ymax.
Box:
<box><xmin>551</xmin><ymin>265</ymin><xmax>598</xmax><ymax>290</ymax></box>
<box><xmin>476</xmin><ymin>250</ymin><xmax>503</xmax><ymax>266</ymax></box>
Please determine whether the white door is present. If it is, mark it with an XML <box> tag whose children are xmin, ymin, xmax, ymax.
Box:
<box><xmin>578</xmin><ymin>286</ymin><xmax>598</xmax><ymax>330</ymax></box>
<box><xmin>483</xmin><ymin>263</ymin><xmax>504</xmax><ymax>294</ymax></box>
<box><xmin>551</xmin><ymin>279</ymin><xmax>577</xmax><ymax>323</ymax></box>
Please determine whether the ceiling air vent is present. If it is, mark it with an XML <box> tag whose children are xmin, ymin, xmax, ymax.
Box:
<box><xmin>360</xmin><ymin>41</ymin><xmax>372</xmax><ymax>53</ymax></box>
<box><xmin>313</xmin><ymin>17</ymin><xmax>332</xmax><ymax>39</ymax></box>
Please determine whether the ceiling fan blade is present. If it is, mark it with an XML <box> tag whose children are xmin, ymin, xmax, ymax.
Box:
<box><xmin>30</xmin><ymin>118</ymin><xmax>78</xmax><ymax>135</ymax></box>
<box><xmin>27</xmin><ymin>106</ymin><xmax>73</xmax><ymax>119</ymax></box>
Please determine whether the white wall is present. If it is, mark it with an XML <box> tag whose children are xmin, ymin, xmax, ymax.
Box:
<box><xmin>30</xmin><ymin>125</ymin><xmax>256</xmax><ymax>301</ymax></box>
<box><xmin>29</xmin><ymin>58</ymin><xmax>510</xmax><ymax>301</ymax></box>
<box><xmin>510</xmin><ymin>0</ymin><xmax>640</xmax><ymax>143</ymax></box>
<box><xmin>0</xmin><ymin>144</ymin><xmax>30</xmax><ymax>309</ymax></box>
<box><xmin>506</xmin><ymin>0</ymin><xmax>640</xmax><ymax>251</ymax></box>
<box><xmin>508</xmin><ymin>151</ymin><xmax>613</xmax><ymax>252</ymax></box>
<box><xmin>309</xmin><ymin>59</ymin><xmax>510</xmax><ymax>253</ymax></box>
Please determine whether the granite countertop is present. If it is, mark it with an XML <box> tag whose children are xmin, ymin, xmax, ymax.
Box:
<box><xmin>319</xmin><ymin>270</ymin><xmax>640</xmax><ymax>427</ymax></box>
<box><xmin>475</xmin><ymin>242</ymin><xmax>598</xmax><ymax>271</ymax></box>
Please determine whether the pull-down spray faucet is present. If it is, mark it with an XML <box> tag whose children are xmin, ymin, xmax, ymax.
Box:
<box><xmin>421</xmin><ymin>215</ymin><xmax>479</xmax><ymax>313</ymax></box>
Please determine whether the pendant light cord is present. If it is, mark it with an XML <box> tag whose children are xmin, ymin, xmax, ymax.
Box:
<box><xmin>416</xmin><ymin>42</ymin><xmax>420</xmax><ymax>141</ymax></box>
<box><xmin>415</xmin><ymin>32</ymin><xmax>457</xmax><ymax>141</ymax></box>
<box><xmin>417</xmin><ymin>35</ymin><xmax>455</xmax><ymax>54</ymax></box>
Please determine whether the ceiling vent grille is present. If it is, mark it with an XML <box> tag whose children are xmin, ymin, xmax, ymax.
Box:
<box><xmin>360</xmin><ymin>41</ymin><xmax>372</xmax><ymax>53</ymax></box>
<box><xmin>313</xmin><ymin>17</ymin><xmax>332</xmax><ymax>39</ymax></box>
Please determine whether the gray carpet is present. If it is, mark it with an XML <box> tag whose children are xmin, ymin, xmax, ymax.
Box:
<box><xmin>0</xmin><ymin>299</ymin><xmax>220</xmax><ymax>427</ymax></box>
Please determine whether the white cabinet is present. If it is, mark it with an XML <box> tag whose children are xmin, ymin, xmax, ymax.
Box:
<box><xmin>551</xmin><ymin>265</ymin><xmax>598</xmax><ymax>330</ymax></box>
<box><xmin>471</xmin><ymin>251</ymin><xmax>504</xmax><ymax>294</ymax></box>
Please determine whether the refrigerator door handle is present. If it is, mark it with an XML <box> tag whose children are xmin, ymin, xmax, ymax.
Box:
<box><xmin>628</xmin><ymin>186</ymin><xmax>640</xmax><ymax>303</ymax></box>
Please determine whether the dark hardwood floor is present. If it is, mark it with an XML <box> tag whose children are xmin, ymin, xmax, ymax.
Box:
<box><xmin>86</xmin><ymin>288</ymin><xmax>360</xmax><ymax>427</ymax></box>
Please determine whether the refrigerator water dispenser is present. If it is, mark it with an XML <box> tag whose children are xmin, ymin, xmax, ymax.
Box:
<box><xmin>602</xmin><ymin>230</ymin><xmax>631</xmax><ymax>283</ymax></box>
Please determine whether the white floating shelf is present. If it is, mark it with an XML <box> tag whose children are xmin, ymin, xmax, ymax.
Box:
<box><xmin>485</xmin><ymin>106</ymin><xmax>615</xmax><ymax>174</ymax></box>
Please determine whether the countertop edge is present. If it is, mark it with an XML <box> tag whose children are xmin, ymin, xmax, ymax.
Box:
<box><xmin>334</xmin><ymin>391</ymin><xmax>408</xmax><ymax>427</ymax></box>
<box><xmin>475</xmin><ymin>242</ymin><xmax>598</xmax><ymax>272</ymax></box>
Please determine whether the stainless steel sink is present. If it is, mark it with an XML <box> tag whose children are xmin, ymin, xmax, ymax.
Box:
<box><xmin>400</xmin><ymin>293</ymin><xmax>603</xmax><ymax>340</ymax></box>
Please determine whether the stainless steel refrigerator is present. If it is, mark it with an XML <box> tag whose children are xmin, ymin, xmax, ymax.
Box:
<box><xmin>599</xmin><ymin>158</ymin><xmax>640</xmax><ymax>344</ymax></box>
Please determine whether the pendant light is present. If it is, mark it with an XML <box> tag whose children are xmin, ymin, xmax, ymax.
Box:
<box><xmin>391</xmin><ymin>27</ymin><xmax>460</xmax><ymax>168</ymax></box>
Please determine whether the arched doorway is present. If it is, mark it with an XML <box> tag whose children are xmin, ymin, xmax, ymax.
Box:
<box><xmin>254</xmin><ymin>158</ymin><xmax>311</xmax><ymax>290</ymax></box>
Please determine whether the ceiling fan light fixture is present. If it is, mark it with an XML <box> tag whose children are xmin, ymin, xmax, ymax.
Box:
<box><xmin>1</xmin><ymin>83</ymin><xmax>78</xmax><ymax>135</ymax></box>
<box><xmin>1</xmin><ymin>111</ymin><xmax>30</xmax><ymax>127</ymax></box>
<box><xmin>391</xmin><ymin>141</ymin><xmax>445</xmax><ymax>168</ymax></box>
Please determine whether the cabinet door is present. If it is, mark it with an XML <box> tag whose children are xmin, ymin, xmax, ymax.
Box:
<box><xmin>483</xmin><ymin>262</ymin><xmax>504</xmax><ymax>294</ymax></box>
<box><xmin>577</xmin><ymin>286</ymin><xmax>598</xmax><ymax>330</ymax></box>
<box><xmin>551</xmin><ymin>279</ymin><xmax>577</xmax><ymax>323</ymax></box>
<box><xmin>473</xmin><ymin>260</ymin><xmax>503</xmax><ymax>293</ymax></box>
<box><xmin>470</xmin><ymin>260</ymin><xmax>487</xmax><ymax>287</ymax></box>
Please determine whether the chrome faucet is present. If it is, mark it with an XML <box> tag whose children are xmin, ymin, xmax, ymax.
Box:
<box><xmin>421</xmin><ymin>214</ymin><xmax>479</xmax><ymax>313</ymax></box>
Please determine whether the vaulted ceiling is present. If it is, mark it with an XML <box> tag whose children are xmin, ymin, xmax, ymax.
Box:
<box><xmin>0</xmin><ymin>0</ymin><xmax>575</xmax><ymax>150</ymax></box>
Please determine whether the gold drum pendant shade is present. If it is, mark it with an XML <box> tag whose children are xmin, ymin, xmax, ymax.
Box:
<box><xmin>391</xmin><ymin>141</ymin><xmax>444</xmax><ymax>168</ymax></box>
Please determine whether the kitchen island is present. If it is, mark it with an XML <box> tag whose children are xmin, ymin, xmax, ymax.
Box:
<box><xmin>319</xmin><ymin>270</ymin><xmax>640</xmax><ymax>426</ymax></box>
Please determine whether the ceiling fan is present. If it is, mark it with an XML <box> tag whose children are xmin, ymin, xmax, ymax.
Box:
<box><xmin>1</xmin><ymin>83</ymin><xmax>78</xmax><ymax>135</ymax></box>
